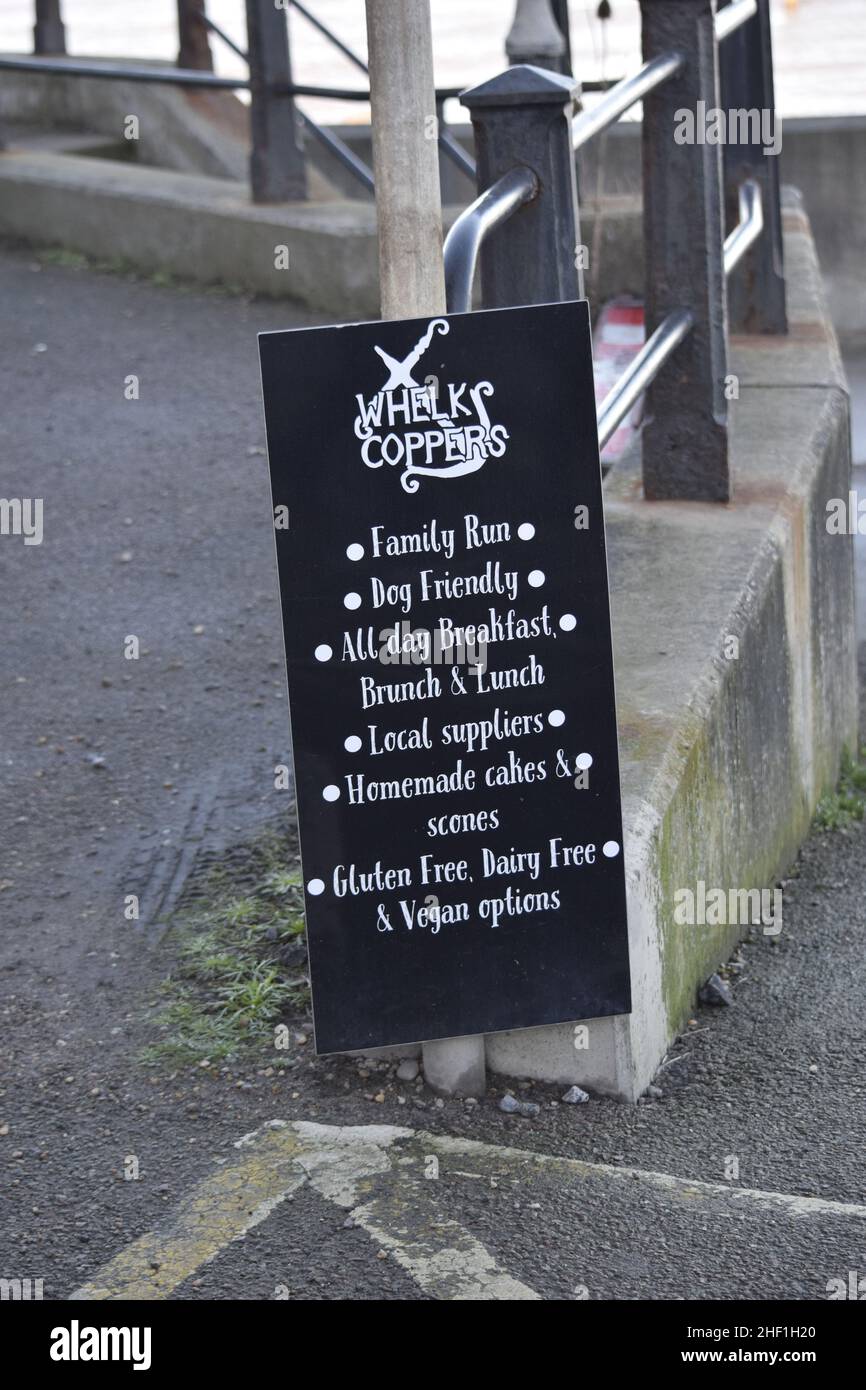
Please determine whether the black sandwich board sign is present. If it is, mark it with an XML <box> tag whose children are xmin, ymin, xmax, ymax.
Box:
<box><xmin>258</xmin><ymin>300</ymin><xmax>631</xmax><ymax>1054</ymax></box>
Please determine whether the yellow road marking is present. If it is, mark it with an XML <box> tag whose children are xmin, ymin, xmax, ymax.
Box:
<box><xmin>72</xmin><ymin>1122</ymin><xmax>308</xmax><ymax>1300</ymax></box>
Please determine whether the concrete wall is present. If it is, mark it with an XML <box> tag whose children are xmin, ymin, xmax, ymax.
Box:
<box><xmin>0</xmin><ymin>151</ymin><xmax>381</xmax><ymax>319</ymax></box>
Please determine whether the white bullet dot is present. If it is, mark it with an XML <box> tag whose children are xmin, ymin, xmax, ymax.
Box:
<box><xmin>314</xmin><ymin>644</ymin><xmax>332</xmax><ymax>662</ymax></box>
<box><xmin>307</xmin><ymin>878</ymin><xmax>325</xmax><ymax>895</ymax></box>
<box><xmin>346</xmin><ymin>542</ymin><xmax>364</xmax><ymax>561</ymax></box>
<box><xmin>602</xmin><ymin>840</ymin><xmax>621</xmax><ymax>858</ymax></box>
<box><xmin>518</xmin><ymin>522</ymin><xmax>535</xmax><ymax>541</ymax></box>
<box><xmin>527</xmin><ymin>569</ymin><xmax>546</xmax><ymax>588</ymax></box>
<box><xmin>323</xmin><ymin>784</ymin><xmax>340</xmax><ymax>802</ymax></box>
<box><xmin>576</xmin><ymin>752</ymin><xmax>593</xmax><ymax>770</ymax></box>
<box><xmin>344</xmin><ymin>735</ymin><xmax>362</xmax><ymax>753</ymax></box>
<box><xmin>343</xmin><ymin>592</ymin><xmax>362</xmax><ymax>610</ymax></box>
<box><xmin>559</xmin><ymin>613</ymin><xmax>577</xmax><ymax>631</ymax></box>
<box><xmin>548</xmin><ymin>709</ymin><xmax>566</xmax><ymax>727</ymax></box>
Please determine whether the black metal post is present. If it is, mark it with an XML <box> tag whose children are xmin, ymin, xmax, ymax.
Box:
<box><xmin>718</xmin><ymin>0</ymin><xmax>786</xmax><ymax>333</ymax></box>
<box><xmin>640</xmin><ymin>0</ymin><xmax>730</xmax><ymax>502</ymax></box>
<box><xmin>34</xmin><ymin>0</ymin><xmax>66</xmax><ymax>54</ymax></box>
<box><xmin>245</xmin><ymin>0</ymin><xmax>306</xmax><ymax>203</ymax></box>
<box><xmin>505</xmin><ymin>0</ymin><xmax>568</xmax><ymax>73</ymax></box>
<box><xmin>461</xmin><ymin>65</ymin><xmax>583</xmax><ymax>308</ymax></box>
<box><xmin>550</xmin><ymin>0</ymin><xmax>573</xmax><ymax>74</ymax></box>
<box><xmin>177</xmin><ymin>0</ymin><xmax>213</xmax><ymax>72</ymax></box>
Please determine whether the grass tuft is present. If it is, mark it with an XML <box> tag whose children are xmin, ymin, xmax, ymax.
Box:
<box><xmin>813</xmin><ymin>749</ymin><xmax>866</xmax><ymax>831</ymax></box>
<box><xmin>140</xmin><ymin>830</ymin><xmax>308</xmax><ymax>1067</ymax></box>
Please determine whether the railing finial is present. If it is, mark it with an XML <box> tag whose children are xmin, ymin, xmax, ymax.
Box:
<box><xmin>506</xmin><ymin>0</ymin><xmax>568</xmax><ymax>73</ymax></box>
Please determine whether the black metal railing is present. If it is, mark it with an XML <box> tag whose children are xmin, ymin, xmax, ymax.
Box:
<box><xmin>4</xmin><ymin>0</ymin><xmax>474</xmax><ymax>202</ymax></box>
<box><xmin>443</xmin><ymin>0</ymin><xmax>786</xmax><ymax>502</ymax></box>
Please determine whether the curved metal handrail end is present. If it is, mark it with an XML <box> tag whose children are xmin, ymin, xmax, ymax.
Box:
<box><xmin>444</xmin><ymin>166</ymin><xmax>538</xmax><ymax>314</ymax></box>
<box><xmin>723</xmin><ymin>179</ymin><xmax>764</xmax><ymax>277</ymax></box>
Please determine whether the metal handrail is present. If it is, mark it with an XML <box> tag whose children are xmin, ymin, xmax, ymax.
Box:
<box><xmin>0</xmin><ymin>54</ymin><xmax>253</xmax><ymax>89</ymax></box>
<box><xmin>715</xmin><ymin>0</ymin><xmax>758</xmax><ymax>43</ymax></box>
<box><xmin>0</xmin><ymin>53</ymin><xmax>463</xmax><ymax>104</ymax></box>
<box><xmin>443</xmin><ymin>166</ymin><xmax>538</xmax><ymax>314</ymax></box>
<box><xmin>596</xmin><ymin>178</ymin><xmax>760</xmax><ymax>448</ymax></box>
<box><xmin>723</xmin><ymin>179</ymin><xmax>763</xmax><ymax>276</ymax></box>
<box><xmin>596</xmin><ymin>178</ymin><xmax>761</xmax><ymax>449</ymax></box>
<box><xmin>572</xmin><ymin>51</ymin><xmax>684</xmax><ymax>151</ymax></box>
<box><xmin>597</xmin><ymin>309</ymin><xmax>694</xmax><ymax>450</ymax></box>
<box><xmin>0</xmin><ymin>54</ymin><xmax>367</xmax><ymax>98</ymax></box>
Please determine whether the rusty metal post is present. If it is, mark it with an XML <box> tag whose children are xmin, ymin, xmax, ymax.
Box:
<box><xmin>177</xmin><ymin>0</ymin><xmax>214</xmax><ymax>72</ymax></box>
<box><xmin>639</xmin><ymin>0</ymin><xmax>730</xmax><ymax>502</ymax></box>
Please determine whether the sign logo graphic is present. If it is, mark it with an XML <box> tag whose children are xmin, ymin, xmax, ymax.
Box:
<box><xmin>353</xmin><ymin>317</ymin><xmax>510</xmax><ymax>492</ymax></box>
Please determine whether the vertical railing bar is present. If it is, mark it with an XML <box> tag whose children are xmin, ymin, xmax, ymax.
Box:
<box><xmin>33</xmin><ymin>0</ymin><xmax>66</xmax><ymax>54</ymax></box>
<box><xmin>177</xmin><ymin>1</ymin><xmax>214</xmax><ymax>71</ymax></box>
<box><xmin>245</xmin><ymin>0</ymin><xmax>307</xmax><ymax>202</ymax></box>
<box><xmin>639</xmin><ymin>0</ymin><xmax>730</xmax><ymax>502</ymax></box>
<box><xmin>717</xmin><ymin>0</ymin><xmax>787</xmax><ymax>333</ymax></box>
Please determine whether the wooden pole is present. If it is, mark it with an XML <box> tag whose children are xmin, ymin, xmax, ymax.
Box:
<box><xmin>364</xmin><ymin>0</ymin><xmax>446</xmax><ymax>320</ymax></box>
<box><xmin>363</xmin><ymin>0</ymin><xmax>485</xmax><ymax>1098</ymax></box>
